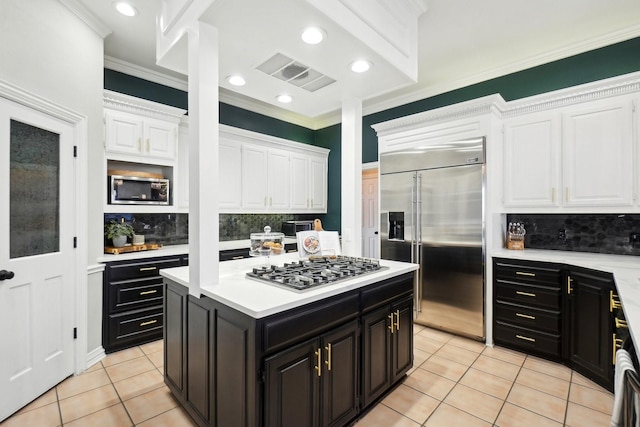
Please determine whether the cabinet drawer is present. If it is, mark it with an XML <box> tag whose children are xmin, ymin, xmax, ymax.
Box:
<box><xmin>361</xmin><ymin>272</ymin><xmax>414</xmax><ymax>313</ymax></box>
<box><xmin>107</xmin><ymin>305</ymin><xmax>163</xmax><ymax>351</ymax></box>
<box><xmin>107</xmin><ymin>277</ymin><xmax>164</xmax><ymax>313</ymax></box>
<box><xmin>494</xmin><ymin>258</ymin><xmax>562</xmax><ymax>287</ymax></box>
<box><xmin>219</xmin><ymin>249</ymin><xmax>249</xmax><ymax>261</ymax></box>
<box><xmin>107</xmin><ymin>257</ymin><xmax>182</xmax><ymax>281</ymax></box>
<box><xmin>494</xmin><ymin>321</ymin><xmax>561</xmax><ymax>358</ymax></box>
<box><xmin>261</xmin><ymin>291</ymin><xmax>359</xmax><ymax>355</ymax></box>
<box><xmin>495</xmin><ymin>280</ymin><xmax>560</xmax><ymax>310</ymax></box>
<box><xmin>494</xmin><ymin>301</ymin><xmax>561</xmax><ymax>333</ymax></box>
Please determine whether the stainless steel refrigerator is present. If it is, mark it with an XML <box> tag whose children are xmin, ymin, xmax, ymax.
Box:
<box><xmin>380</xmin><ymin>138</ymin><xmax>485</xmax><ymax>340</ymax></box>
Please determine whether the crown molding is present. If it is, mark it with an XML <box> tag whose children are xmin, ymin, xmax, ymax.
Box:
<box><xmin>58</xmin><ymin>0</ymin><xmax>112</xmax><ymax>38</ymax></box>
<box><xmin>502</xmin><ymin>70</ymin><xmax>640</xmax><ymax>117</ymax></box>
<box><xmin>371</xmin><ymin>94</ymin><xmax>506</xmax><ymax>136</ymax></box>
<box><xmin>103</xmin><ymin>89</ymin><xmax>187</xmax><ymax>122</ymax></box>
<box><xmin>104</xmin><ymin>56</ymin><xmax>189</xmax><ymax>92</ymax></box>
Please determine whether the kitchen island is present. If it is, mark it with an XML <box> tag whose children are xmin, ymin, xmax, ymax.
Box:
<box><xmin>160</xmin><ymin>254</ymin><xmax>419</xmax><ymax>427</ymax></box>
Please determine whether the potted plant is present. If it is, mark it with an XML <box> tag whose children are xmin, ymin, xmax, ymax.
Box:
<box><xmin>104</xmin><ymin>219</ymin><xmax>134</xmax><ymax>247</ymax></box>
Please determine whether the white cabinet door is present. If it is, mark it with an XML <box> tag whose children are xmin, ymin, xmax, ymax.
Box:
<box><xmin>309</xmin><ymin>155</ymin><xmax>328</xmax><ymax>212</ymax></box>
<box><xmin>563</xmin><ymin>99</ymin><xmax>633</xmax><ymax>207</ymax></box>
<box><xmin>267</xmin><ymin>149</ymin><xmax>290</xmax><ymax>210</ymax></box>
<box><xmin>105</xmin><ymin>110</ymin><xmax>143</xmax><ymax>155</ymax></box>
<box><xmin>241</xmin><ymin>144</ymin><xmax>268</xmax><ymax>210</ymax></box>
<box><xmin>144</xmin><ymin>118</ymin><xmax>177</xmax><ymax>160</ymax></box>
<box><xmin>219</xmin><ymin>139</ymin><xmax>242</xmax><ymax>210</ymax></box>
<box><xmin>290</xmin><ymin>154</ymin><xmax>310</xmax><ymax>210</ymax></box>
<box><xmin>503</xmin><ymin>113</ymin><xmax>561</xmax><ymax>207</ymax></box>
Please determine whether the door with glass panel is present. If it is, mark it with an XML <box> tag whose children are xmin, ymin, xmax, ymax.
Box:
<box><xmin>0</xmin><ymin>98</ymin><xmax>75</xmax><ymax>421</ymax></box>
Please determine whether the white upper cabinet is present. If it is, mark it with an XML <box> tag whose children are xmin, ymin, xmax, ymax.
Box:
<box><xmin>290</xmin><ymin>153</ymin><xmax>310</xmax><ymax>211</ymax></box>
<box><xmin>267</xmin><ymin>148</ymin><xmax>291</xmax><ymax>210</ymax></box>
<box><xmin>309</xmin><ymin>154</ymin><xmax>328</xmax><ymax>212</ymax></box>
<box><xmin>503</xmin><ymin>112</ymin><xmax>561</xmax><ymax>207</ymax></box>
<box><xmin>219</xmin><ymin>138</ymin><xmax>242</xmax><ymax>211</ymax></box>
<box><xmin>289</xmin><ymin>152</ymin><xmax>328</xmax><ymax>213</ymax></box>
<box><xmin>103</xmin><ymin>90</ymin><xmax>185</xmax><ymax>164</ymax></box>
<box><xmin>241</xmin><ymin>143</ymin><xmax>269</xmax><ymax>210</ymax></box>
<box><xmin>562</xmin><ymin>99</ymin><xmax>633</xmax><ymax>207</ymax></box>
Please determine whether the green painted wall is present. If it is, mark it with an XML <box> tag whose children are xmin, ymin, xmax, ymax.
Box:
<box><xmin>362</xmin><ymin>36</ymin><xmax>640</xmax><ymax>163</ymax></box>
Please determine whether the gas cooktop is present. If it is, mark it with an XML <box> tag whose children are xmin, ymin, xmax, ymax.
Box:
<box><xmin>246</xmin><ymin>256</ymin><xmax>388</xmax><ymax>292</ymax></box>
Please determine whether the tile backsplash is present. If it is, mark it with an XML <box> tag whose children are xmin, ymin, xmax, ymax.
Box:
<box><xmin>104</xmin><ymin>213</ymin><xmax>298</xmax><ymax>245</ymax></box>
<box><xmin>506</xmin><ymin>213</ymin><xmax>640</xmax><ymax>256</ymax></box>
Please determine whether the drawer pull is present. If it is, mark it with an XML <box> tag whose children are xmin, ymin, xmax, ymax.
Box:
<box><xmin>388</xmin><ymin>314</ymin><xmax>395</xmax><ymax>334</ymax></box>
<box><xmin>610</xmin><ymin>290</ymin><xmax>622</xmax><ymax>312</ymax></box>
<box><xmin>325</xmin><ymin>343</ymin><xmax>332</xmax><ymax>371</ymax></box>
<box><xmin>516</xmin><ymin>291</ymin><xmax>536</xmax><ymax>297</ymax></box>
<box><xmin>516</xmin><ymin>313</ymin><xmax>536</xmax><ymax>320</ymax></box>
<box><xmin>515</xmin><ymin>271</ymin><xmax>536</xmax><ymax>277</ymax></box>
<box><xmin>516</xmin><ymin>334</ymin><xmax>536</xmax><ymax>343</ymax></box>
<box><xmin>615</xmin><ymin>318</ymin><xmax>628</xmax><ymax>329</ymax></box>
<box><xmin>232</xmin><ymin>256</ymin><xmax>244</xmax><ymax>260</ymax></box>
<box><xmin>394</xmin><ymin>310</ymin><xmax>400</xmax><ymax>331</ymax></box>
<box><xmin>315</xmin><ymin>349</ymin><xmax>322</xmax><ymax>377</ymax></box>
<box><xmin>139</xmin><ymin>290</ymin><xmax>158</xmax><ymax>296</ymax></box>
<box><xmin>613</xmin><ymin>333</ymin><xmax>624</xmax><ymax>365</ymax></box>
<box><xmin>567</xmin><ymin>276</ymin><xmax>573</xmax><ymax>295</ymax></box>
<box><xmin>139</xmin><ymin>267</ymin><xmax>157</xmax><ymax>272</ymax></box>
<box><xmin>140</xmin><ymin>320</ymin><xmax>157</xmax><ymax>327</ymax></box>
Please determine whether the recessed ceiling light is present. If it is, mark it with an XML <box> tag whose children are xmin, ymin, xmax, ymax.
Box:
<box><xmin>350</xmin><ymin>60</ymin><xmax>372</xmax><ymax>73</ymax></box>
<box><xmin>114</xmin><ymin>1</ymin><xmax>138</xmax><ymax>17</ymax></box>
<box><xmin>276</xmin><ymin>94</ymin><xmax>292</xmax><ymax>103</ymax></box>
<box><xmin>227</xmin><ymin>75</ymin><xmax>246</xmax><ymax>86</ymax></box>
<box><xmin>301</xmin><ymin>27</ymin><xmax>325</xmax><ymax>45</ymax></box>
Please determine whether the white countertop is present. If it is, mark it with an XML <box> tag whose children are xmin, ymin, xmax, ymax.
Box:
<box><xmin>160</xmin><ymin>253</ymin><xmax>419</xmax><ymax>319</ymax></box>
<box><xmin>97</xmin><ymin>238</ymin><xmax>297</xmax><ymax>263</ymax></box>
<box><xmin>492</xmin><ymin>248</ymin><xmax>640</xmax><ymax>349</ymax></box>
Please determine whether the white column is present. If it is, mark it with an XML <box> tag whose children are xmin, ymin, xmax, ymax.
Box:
<box><xmin>341</xmin><ymin>99</ymin><xmax>363</xmax><ymax>257</ymax></box>
<box><xmin>188</xmin><ymin>21</ymin><xmax>219</xmax><ymax>296</ymax></box>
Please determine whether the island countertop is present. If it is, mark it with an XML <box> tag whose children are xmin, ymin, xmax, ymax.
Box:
<box><xmin>160</xmin><ymin>253</ymin><xmax>419</xmax><ymax>319</ymax></box>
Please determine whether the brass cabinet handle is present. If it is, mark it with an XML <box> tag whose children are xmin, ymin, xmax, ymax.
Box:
<box><xmin>139</xmin><ymin>290</ymin><xmax>157</xmax><ymax>296</ymax></box>
<box><xmin>314</xmin><ymin>349</ymin><xmax>322</xmax><ymax>377</ymax></box>
<box><xmin>613</xmin><ymin>333</ymin><xmax>624</xmax><ymax>365</ymax></box>
<box><xmin>516</xmin><ymin>334</ymin><xmax>536</xmax><ymax>343</ymax></box>
<box><xmin>394</xmin><ymin>310</ymin><xmax>400</xmax><ymax>331</ymax></box>
<box><xmin>567</xmin><ymin>276</ymin><xmax>573</xmax><ymax>295</ymax></box>
<box><xmin>325</xmin><ymin>343</ymin><xmax>332</xmax><ymax>371</ymax></box>
<box><xmin>516</xmin><ymin>271</ymin><xmax>536</xmax><ymax>277</ymax></box>
<box><xmin>138</xmin><ymin>137</ymin><xmax>142</xmax><ymax>152</ymax></box>
<box><xmin>269</xmin><ymin>197</ymin><xmax>272</xmax><ymax>206</ymax></box>
<box><xmin>140</xmin><ymin>320</ymin><xmax>157</xmax><ymax>327</ymax></box>
<box><xmin>516</xmin><ymin>313</ymin><xmax>536</xmax><ymax>320</ymax></box>
<box><xmin>610</xmin><ymin>290</ymin><xmax>622</xmax><ymax>312</ymax></box>
<box><xmin>388</xmin><ymin>314</ymin><xmax>395</xmax><ymax>334</ymax></box>
<box><xmin>516</xmin><ymin>291</ymin><xmax>536</xmax><ymax>297</ymax></box>
<box><xmin>615</xmin><ymin>318</ymin><xmax>628</xmax><ymax>329</ymax></box>
<box><xmin>146</xmin><ymin>138</ymin><xmax>150</xmax><ymax>152</ymax></box>
<box><xmin>139</xmin><ymin>266</ymin><xmax>157</xmax><ymax>272</ymax></box>
<box><xmin>551</xmin><ymin>188</ymin><xmax>556</xmax><ymax>203</ymax></box>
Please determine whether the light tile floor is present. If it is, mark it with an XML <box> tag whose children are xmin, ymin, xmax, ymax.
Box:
<box><xmin>0</xmin><ymin>325</ymin><xmax>614</xmax><ymax>426</ymax></box>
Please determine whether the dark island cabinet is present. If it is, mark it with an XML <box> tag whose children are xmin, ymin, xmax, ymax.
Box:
<box><xmin>264</xmin><ymin>320</ymin><xmax>359</xmax><ymax>427</ymax></box>
<box><xmin>103</xmin><ymin>254</ymin><xmax>186</xmax><ymax>353</ymax></box>
<box><xmin>362</xmin><ymin>295</ymin><xmax>413</xmax><ymax>407</ymax></box>
<box><xmin>567</xmin><ymin>267</ymin><xmax>615</xmax><ymax>390</ymax></box>
<box><xmin>164</xmin><ymin>271</ymin><xmax>414</xmax><ymax>427</ymax></box>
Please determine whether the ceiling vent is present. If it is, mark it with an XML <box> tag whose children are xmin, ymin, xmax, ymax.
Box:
<box><xmin>256</xmin><ymin>53</ymin><xmax>336</xmax><ymax>92</ymax></box>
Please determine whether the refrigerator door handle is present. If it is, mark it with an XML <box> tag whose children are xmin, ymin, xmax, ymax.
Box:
<box><xmin>415</xmin><ymin>172</ymin><xmax>422</xmax><ymax>314</ymax></box>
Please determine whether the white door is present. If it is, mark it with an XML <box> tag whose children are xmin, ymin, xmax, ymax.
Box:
<box><xmin>0</xmin><ymin>98</ymin><xmax>75</xmax><ymax>421</ymax></box>
<box><xmin>362</xmin><ymin>175</ymin><xmax>379</xmax><ymax>258</ymax></box>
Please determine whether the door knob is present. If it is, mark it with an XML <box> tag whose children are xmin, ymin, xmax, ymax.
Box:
<box><xmin>0</xmin><ymin>270</ymin><xmax>15</xmax><ymax>281</ymax></box>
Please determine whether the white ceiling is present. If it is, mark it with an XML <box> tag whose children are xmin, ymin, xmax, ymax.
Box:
<box><xmin>77</xmin><ymin>0</ymin><xmax>640</xmax><ymax>129</ymax></box>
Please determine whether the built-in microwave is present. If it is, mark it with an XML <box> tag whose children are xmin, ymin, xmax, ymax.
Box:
<box><xmin>109</xmin><ymin>175</ymin><xmax>169</xmax><ymax>205</ymax></box>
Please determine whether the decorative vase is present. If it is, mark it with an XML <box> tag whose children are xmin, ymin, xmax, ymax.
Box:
<box><xmin>112</xmin><ymin>235</ymin><xmax>127</xmax><ymax>247</ymax></box>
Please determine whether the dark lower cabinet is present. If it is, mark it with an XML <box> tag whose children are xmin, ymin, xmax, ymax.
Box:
<box><xmin>264</xmin><ymin>320</ymin><xmax>359</xmax><ymax>427</ymax></box>
<box><xmin>362</xmin><ymin>295</ymin><xmax>413</xmax><ymax>407</ymax></box>
<box><xmin>164</xmin><ymin>271</ymin><xmax>414</xmax><ymax>427</ymax></box>
<box><xmin>493</xmin><ymin>258</ymin><xmax>617</xmax><ymax>392</ymax></box>
<box><xmin>567</xmin><ymin>267</ymin><xmax>615</xmax><ymax>390</ymax></box>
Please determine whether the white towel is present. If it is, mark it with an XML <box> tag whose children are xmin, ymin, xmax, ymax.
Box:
<box><xmin>611</xmin><ymin>349</ymin><xmax>637</xmax><ymax>427</ymax></box>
